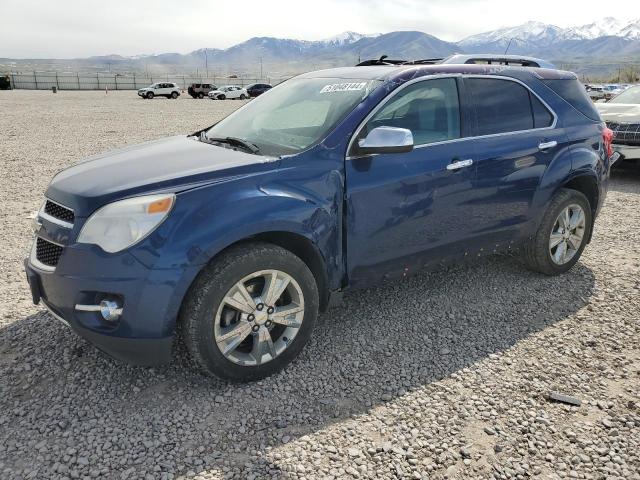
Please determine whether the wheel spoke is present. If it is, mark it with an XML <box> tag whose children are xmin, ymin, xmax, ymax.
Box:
<box><xmin>567</xmin><ymin>233</ymin><xmax>583</xmax><ymax>250</ymax></box>
<box><xmin>223</xmin><ymin>282</ymin><xmax>256</xmax><ymax>314</ymax></box>
<box><xmin>562</xmin><ymin>208</ymin><xmax>571</xmax><ymax>229</ymax></box>
<box><xmin>270</xmin><ymin>304</ymin><xmax>304</xmax><ymax>328</ymax></box>
<box><xmin>569</xmin><ymin>208</ymin><xmax>584</xmax><ymax>230</ymax></box>
<box><xmin>553</xmin><ymin>241</ymin><xmax>567</xmax><ymax>264</ymax></box>
<box><xmin>549</xmin><ymin>233</ymin><xmax>564</xmax><ymax>248</ymax></box>
<box><xmin>263</xmin><ymin>272</ymin><xmax>290</xmax><ymax>306</ymax></box>
<box><xmin>217</xmin><ymin>321</ymin><xmax>252</xmax><ymax>355</ymax></box>
<box><xmin>251</xmin><ymin>325</ymin><xmax>276</xmax><ymax>364</ymax></box>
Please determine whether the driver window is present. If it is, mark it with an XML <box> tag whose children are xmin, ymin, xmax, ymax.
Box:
<box><xmin>365</xmin><ymin>78</ymin><xmax>461</xmax><ymax>146</ymax></box>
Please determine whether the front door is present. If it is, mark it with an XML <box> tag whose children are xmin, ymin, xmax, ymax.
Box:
<box><xmin>345</xmin><ymin>77</ymin><xmax>478</xmax><ymax>287</ymax></box>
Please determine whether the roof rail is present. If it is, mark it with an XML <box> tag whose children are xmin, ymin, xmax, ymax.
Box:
<box><xmin>356</xmin><ymin>56</ymin><xmax>444</xmax><ymax>66</ymax></box>
<box><xmin>356</xmin><ymin>55</ymin><xmax>407</xmax><ymax>66</ymax></box>
<box><xmin>355</xmin><ymin>54</ymin><xmax>556</xmax><ymax>69</ymax></box>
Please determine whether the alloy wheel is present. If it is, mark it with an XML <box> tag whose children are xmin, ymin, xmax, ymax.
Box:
<box><xmin>549</xmin><ymin>204</ymin><xmax>586</xmax><ymax>265</ymax></box>
<box><xmin>213</xmin><ymin>270</ymin><xmax>305</xmax><ymax>366</ymax></box>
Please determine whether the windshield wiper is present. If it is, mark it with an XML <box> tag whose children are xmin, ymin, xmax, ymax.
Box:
<box><xmin>201</xmin><ymin>133</ymin><xmax>260</xmax><ymax>154</ymax></box>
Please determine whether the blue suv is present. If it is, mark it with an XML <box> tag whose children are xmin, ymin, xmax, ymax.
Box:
<box><xmin>25</xmin><ymin>64</ymin><xmax>613</xmax><ymax>381</ymax></box>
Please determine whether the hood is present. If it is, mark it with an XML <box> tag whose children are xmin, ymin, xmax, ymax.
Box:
<box><xmin>596</xmin><ymin>103</ymin><xmax>640</xmax><ymax>123</ymax></box>
<box><xmin>46</xmin><ymin>135</ymin><xmax>277</xmax><ymax>215</ymax></box>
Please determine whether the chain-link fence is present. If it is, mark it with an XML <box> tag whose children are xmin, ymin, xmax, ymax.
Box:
<box><xmin>7</xmin><ymin>72</ymin><xmax>292</xmax><ymax>90</ymax></box>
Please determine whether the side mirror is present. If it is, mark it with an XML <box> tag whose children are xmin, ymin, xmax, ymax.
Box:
<box><xmin>357</xmin><ymin>126</ymin><xmax>414</xmax><ymax>155</ymax></box>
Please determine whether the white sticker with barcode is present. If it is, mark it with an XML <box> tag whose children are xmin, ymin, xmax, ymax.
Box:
<box><xmin>320</xmin><ymin>82</ymin><xmax>367</xmax><ymax>93</ymax></box>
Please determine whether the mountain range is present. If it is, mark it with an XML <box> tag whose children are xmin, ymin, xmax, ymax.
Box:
<box><xmin>2</xmin><ymin>17</ymin><xmax>639</xmax><ymax>79</ymax></box>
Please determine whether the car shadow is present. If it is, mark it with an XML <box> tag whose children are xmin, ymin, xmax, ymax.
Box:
<box><xmin>0</xmin><ymin>255</ymin><xmax>595</xmax><ymax>478</ymax></box>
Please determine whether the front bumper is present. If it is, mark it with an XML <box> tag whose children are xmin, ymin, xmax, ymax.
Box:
<box><xmin>24</xmin><ymin>248</ymin><xmax>184</xmax><ymax>366</ymax></box>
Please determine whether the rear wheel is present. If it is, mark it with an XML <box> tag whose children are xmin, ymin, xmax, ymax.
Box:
<box><xmin>198</xmin><ymin>92</ymin><xmax>204</xmax><ymax>99</ymax></box>
<box><xmin>181</xmin><ymin>242</ymin><xmax>319</xmax><ymax>382</ymax></box>
<box><xmin>523</xmin><ymin>189</ymin><xmax>592</xmax><ymax>275</ymax></box>
<box><xmin>146</xmin><ymin>92</ymin><xmax>154</xmax><ymax>99</ymax></box>
<box><xmin>239</xmin><ymin>93</ymin><xmax>247</xmax><ymax>100</ymax></box>
<box><xmin>171</xmin><ymin>91</ymin><xmax>179</xmax><ymax>99</ymax></box>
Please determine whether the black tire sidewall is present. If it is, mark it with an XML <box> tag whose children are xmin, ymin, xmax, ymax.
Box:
<box><xmin>146</xmin><ymin>92</ymin><xmax>153</xmax><ymax>99</ymax></box>
<box><xmin>533</xmin><ymin>189</ymin><xmax>593</xmax><ymax>274</ymax></box>
<box><xmin>186</xmin><ymin>244</ymin><xmax>319</xmax><ymax>381</ymax></box>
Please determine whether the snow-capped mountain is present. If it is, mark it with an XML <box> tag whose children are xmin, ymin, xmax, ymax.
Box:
<box><xmin>4</xmin><ymin>19</ymin><xmax>640</xmax><ymax>79</ymax></box>
<box><xmin>562</xmin><ymin>17</ymin><xmax>625</xmax><ymax>40</ymax></box>
<box><xmin>459</xmin><ymin>21</ymin><xmax>563</xmax><ymax>47</ymax></box>
<box><xmin>461</xmin><ymin>17</ymin><xmax>640</xmax><ymax>45</ymax></box>
<box><xmin>618</xmin><ymin>18</ymin><xmax>640</xmax><ymax>40</ymax></box>
<box><xmin>320</xmin><ymin>31</ymin><xmax>381</xmax><ymax>46</ymax></box>
<box><xmin>459</xmin><ymin>17</ymin><xmax>640</xmax><ymax>57</ymax></box>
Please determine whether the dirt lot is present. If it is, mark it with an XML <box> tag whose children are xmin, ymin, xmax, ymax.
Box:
<box><xmin>0</xmin><ymin>90</ymin><xmax>638</xmax><ymax>480</ymax></box>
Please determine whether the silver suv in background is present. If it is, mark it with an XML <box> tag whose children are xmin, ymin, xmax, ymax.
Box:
<box><xmin>137</xmin><ymin>82</ymin><xmax>181</xmax><ymax>99</ymax></box>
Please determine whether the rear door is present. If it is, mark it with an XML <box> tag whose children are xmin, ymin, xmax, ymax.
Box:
<box><xmin>462</xmin><ymin>76</ymin><xmax>563</xmax><ymax>243</ymax></box>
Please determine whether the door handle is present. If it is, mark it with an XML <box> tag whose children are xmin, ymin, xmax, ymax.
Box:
<box><xmin>538</xmin><ymin>140</ymin><xmax>558</xmax><ymax>151</ymax></box>
<box><xmin>446</xmin><ymin>159</ymin><xmax>474</xmax><ymax>171</ymax></box>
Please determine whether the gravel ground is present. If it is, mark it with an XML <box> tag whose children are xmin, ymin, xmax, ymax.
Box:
<box><xmin>0</xmin><ymin>90</ymin><xmax>638</xmax><ymax>480</ymax></box>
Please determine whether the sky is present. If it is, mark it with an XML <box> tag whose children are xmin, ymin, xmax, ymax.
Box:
<box><xmin>1</xmin><ymin>0</ymin><xmax>639</xmax><ymax>58</ymax></box>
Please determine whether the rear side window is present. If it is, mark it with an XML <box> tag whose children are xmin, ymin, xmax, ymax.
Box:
<box><xmin>467</xmin><ymin>78</ymin><xmax>533</xmax><ymax>135</ymax></box>
<box><xmin>542</xmin><ymin>79</ymin><xmax>600</xmax><ymax>121</ymax></box>
<box><xmin>531</xmin><ymin>95</ymin><xmax>554</xmax><ymax>128</ymax></box>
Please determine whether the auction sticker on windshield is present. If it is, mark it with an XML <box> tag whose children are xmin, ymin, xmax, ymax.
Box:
<box><xmin>320</xmin><ymin>82</ymin><xmax>368</xmax><ymax>93</ymax></box>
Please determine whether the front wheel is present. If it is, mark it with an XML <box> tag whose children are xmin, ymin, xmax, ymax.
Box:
<box><xmin>218</xmin><ymin>94</ymin><xmax>226</xmax><ymax>100</ymax></box>
<box><xmin>146</xmin><ymin>92</ymin><xmax>154</xmax><ymax>99</ymax></box>
<box><xmin>523</xmin><ymin>188</ymin><xmax>592</xmax><ymax>275</ymax></box>
<box><xmin>198</xmin><ymin>92</ymin><xmax>204</xmax><ymax>99</ymax></box>
<box><xmin>181</xmin><ymin>242</ymin><xmax>319</xmax><ymax>381</ymax></box>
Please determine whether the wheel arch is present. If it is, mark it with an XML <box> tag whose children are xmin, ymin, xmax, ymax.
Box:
<box><xmin>175</xmin><ymin>231</ymin><xmax>331</xmax><ymax>336</ymax></box>
<box><xmin>559</xmin><ymin>173</ymin><xmax>599</xmax><ymax>243</ymax></box>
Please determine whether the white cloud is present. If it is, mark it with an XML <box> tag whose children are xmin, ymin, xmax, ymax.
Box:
<box><xmin>1</xmin><ymin>0</ymin><xmax>638</xmax><ymax>57</ymax></box>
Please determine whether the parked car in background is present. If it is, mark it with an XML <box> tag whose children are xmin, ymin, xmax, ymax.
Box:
<box><xmin>137</xmin><ymin>83</ymin><xmax>181</xmax><ymax>99</ymax></box>
<box><xmin>596</xmin><ymin>85</ymin><xmax>640</xmax><ymax>161</ymax></box>
<box><xmin>26</xmin><ymin>63</ymin><xmax>613</xmax><ymax>381</ymax></box>
<box><xmin>586</xmin><ymin>84</ymin><xmax>606</xmax><ymax>100</ymax></box>
<box><xmin>208</xmin><ymin>86</ymin><xmax>248</xmax><ymax>100</ymax></box>
<box><xmin>245</xmin><ymin>83</ymin><xmax>273</xmax><ymax>97</ymax></box>
<box><xmin>188</xmin><ymin>83</ymin><xmax>217</xmax><ymax>99</ymax></box>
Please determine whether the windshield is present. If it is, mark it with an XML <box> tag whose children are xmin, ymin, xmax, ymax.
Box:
<box><xmin>609</xmin><ymin>86</ymin><xmax>640</xmax><ymax>104</ymax></box>
<box><xmin>205</xmin><ymin>77</ymin><xmax>381</xmax><ymax>156</ymax></box>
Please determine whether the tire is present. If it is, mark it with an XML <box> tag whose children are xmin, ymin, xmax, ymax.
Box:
<box><xmin>198</xmin><ymin>92</ymin><xmax>204</xmax><ymax>99</ymax></box>
<box><xmin>523</xmin><ymin>188</ymin><xmax>592</xmax><ymax>275</ymax></box>
<box><xmin>146</xmin><ymin>92</ymin><xmax>154</xmax><ymax>99</ymax></box>
<box><xmin>218</xmin><ymin>94</ymin><xmax>226</xmax><ymax>100</ymax></box>
<box><xmin>171</xmin><ymin>91</ymin><xmax>179</xmax><ymax>99</ymax></box>
<box><xmin>180</xmin><ymin>242</ymin><xmax>319</xmax><ymax>382</ymax></box>
<box><xmin>239</xmin><ymin>94</ymin><xmax>247</xmax><ymax>100</ymax></box>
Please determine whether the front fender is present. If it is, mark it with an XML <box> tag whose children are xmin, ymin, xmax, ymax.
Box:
<box><xmin>130</xmin><ymin>160</ymin><xmax>344</xmax><ymax>280</ymax></box>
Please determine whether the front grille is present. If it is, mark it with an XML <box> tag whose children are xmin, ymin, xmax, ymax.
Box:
<box><xmin>44</xmin><ymin>200</ymin><xmax>74</xmax><ymax>224</ymax></box>
<box><xmin>36</xmin><ymin>237</ymin><xmax>63</xmax><ymax>267</ymax></box>
<box><xmin>606</xmin><ymin>121</ymin><xmax>640</xmax><ymax>146</ymax></box>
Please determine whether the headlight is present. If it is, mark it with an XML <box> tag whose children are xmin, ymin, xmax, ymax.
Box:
<box><xmin>77</xmin><ymin>194</ymin><xmax>175</xmax><ymax>253</ymax></box>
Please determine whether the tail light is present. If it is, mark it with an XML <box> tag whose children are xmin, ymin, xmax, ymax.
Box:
<box><xmin>603</xmin><ymin>127</ymin><xmax>614</xmax><ymax>157</ymax></box>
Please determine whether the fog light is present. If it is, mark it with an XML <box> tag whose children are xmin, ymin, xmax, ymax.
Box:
<box><xmin>99</xmin><ymin>300</ymin><xmax>122</xmax><ymax>321</ymax></box>
<box><xmin>75</xmin><ymin>299</ymin><xmax>123</xmax><ymax>322</ymax></box>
